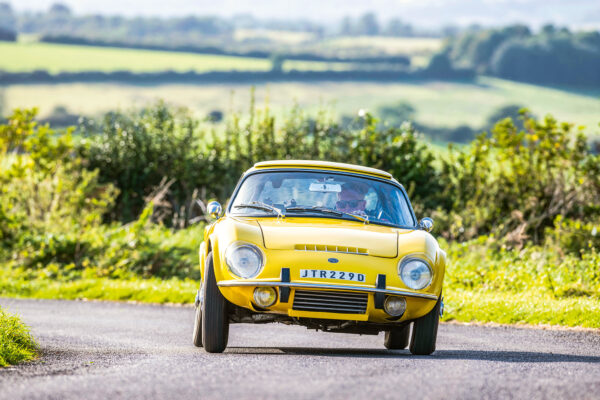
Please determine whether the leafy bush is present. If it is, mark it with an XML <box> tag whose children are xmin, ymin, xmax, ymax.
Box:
<box><xmin>546</xmin><ymin>216</ymin><xmax>600</xmax><ymax>256</ymax></box>
<box><xmin>13</xmin><ymin>204</ymin><xmax>204</xmax><ymax>280</ymax></box>
<box><xmin>0</xmin><ymin>109</ymin><xmax>117</xmax><ymax>250</ymax></box>
<box><xmin>80</xmin><ymin>102</ymin><xmax>440</xmax><ymax>223</ymax></box>
<box><xmin>436</xmin><ymin>112</ymin><xmax>599</xmax><ymax>243</ymax></box>
<box><xmin>79</xmin><ymin>103</ymin><xmax>204</xmax><ymax>223</ymax></box>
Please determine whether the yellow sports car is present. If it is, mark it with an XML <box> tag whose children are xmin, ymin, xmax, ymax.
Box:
<box><xmin>193</xmin><ymin>160</ymin><xmax>445</xmax><ymax>354</ymax></box>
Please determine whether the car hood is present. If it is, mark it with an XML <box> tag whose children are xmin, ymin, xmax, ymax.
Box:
<box><xmin>256</xmin><ymin>218</ymin><xmax>407</xmax><ymax>258</ymax></box>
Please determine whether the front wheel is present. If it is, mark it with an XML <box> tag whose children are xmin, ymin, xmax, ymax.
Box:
<box><xmin>409</xmin><ymin>295</ymin><xmax>442</xmax><ymax>355</ymax></box>
<box><xmin>384</xmin><ymin>324</ymin><xmax>410</xmax><ymax>350</ymax></box>
<box><xmin>201</xmin><ymin>252</ymin><xmax>229</xmax><ymax>353</ymax></box>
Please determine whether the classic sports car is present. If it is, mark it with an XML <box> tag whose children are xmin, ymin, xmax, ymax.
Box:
<box><xmin>193</xmin><ymin>160</ymin><xmax>445</xmax><ymax>354</ymax></box>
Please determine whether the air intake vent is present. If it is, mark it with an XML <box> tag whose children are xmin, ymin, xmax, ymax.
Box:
<box><xmin>294</xmin><ymin>244</ymin><xmax>368</xmax><ymax>255</ymax></box>
<box><xmin>293</xmin><ymin>289</ymin><xmax>368</xmax><ymax>314</ymax></box>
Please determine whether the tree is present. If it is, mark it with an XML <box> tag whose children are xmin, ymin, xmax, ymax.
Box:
<box><xmin>340</xmin><ymin>16</ymin><xmax>353</xmax><ymax>35</ymax></box>
<box><xmin>0</xmin><ymin>27</ymin><xmax>16</xmax><ymax>42</ymax></box>
<box><xmin>425</xmin><ymin>53</ymin><xmax>453</xmax><ymax>78</ymax></box>
<box><xmin>357</xmin><ymin>13</ymin><xmax>379</xmax><ymax>36</ymax></box>
<box><xmin>377</xmin><ymin>101</ymin><xmax>416</xmax><ymax>126</ymax></box>
<box><xmin>0</xmin><ymin>2</ymin><xmax>15</xmax><ymax>31</ymax></box>
<box><xmin>485</xmin><ymin>104</ymin><xmax>528</xmax><ymax>131</ymax></box>
<box><xmin>385</xmin><ymin>18</ymin><xmax>412</xmax><ymax>37</ymax></box>
<box><xmin>49</xmin><ymin>3</ymin><xmax>72</xmax><ymax>15</ymax></box>
<box><xmin>270</xmin><ymin>54</ymin><xmax>284</xmax><ymax>73</ymax></box>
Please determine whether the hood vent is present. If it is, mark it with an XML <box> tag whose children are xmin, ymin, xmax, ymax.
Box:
<box><xmin>294</xmin><ymin>244</ymin><xmax>368</xmax><ymax>255</ymax></box>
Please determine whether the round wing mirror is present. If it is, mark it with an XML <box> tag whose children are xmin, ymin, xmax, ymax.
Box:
<box><xmin>207</xmin><ymin>201</ymin><xmax>222</xmax><ymax>219</ymax></box>
<box><xmin>418</xmin><ymin>217</ymin><xmax>434</xmax><ymax>232</ymax></box>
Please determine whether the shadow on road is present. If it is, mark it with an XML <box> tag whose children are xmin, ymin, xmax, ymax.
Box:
<box><xmin>226</xmin><ymin>347</ymin><xmax>600</xmax><ymax>363</ymax></box>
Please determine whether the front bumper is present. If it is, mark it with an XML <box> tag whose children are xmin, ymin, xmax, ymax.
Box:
<box><xmin>218</xmin><ymin>280</ymin><xmax>437</xmax><ymax>300</ymax></box>
<box><xmin>217</xmin><ymin>271</ymin><xmax>439</xmax><ymax>324</ymax></box>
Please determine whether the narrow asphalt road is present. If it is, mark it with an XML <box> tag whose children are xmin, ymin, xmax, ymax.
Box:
<box><xmin>1</xmin><ymin>298</ymin><xmax>599</xmax><ymax>400</ymax></box>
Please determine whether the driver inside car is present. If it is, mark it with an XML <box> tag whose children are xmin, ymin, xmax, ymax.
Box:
<box><xmin>335</xmin><ymin>184</ymin><xmax>368</xmax><ymax>216</ymax></box>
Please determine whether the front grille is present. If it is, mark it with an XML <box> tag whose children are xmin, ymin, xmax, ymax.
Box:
<box><xmin>294</xmin><ymin>244</ymin><xmax>368</xmax><ymax>255</ymax></box>
<box><xmin>292</xmin><ymin>289</ymin><xmax>368</xmax><ymax>314</ymax></box>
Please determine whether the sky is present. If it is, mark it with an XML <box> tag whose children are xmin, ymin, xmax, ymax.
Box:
<box><xmin>9</xmin><ymin>0</ymin><xmax>600</xmax><ymax>29</ymax></box>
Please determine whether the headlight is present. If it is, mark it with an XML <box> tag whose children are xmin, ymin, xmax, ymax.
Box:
<box><xmin>225</xmin><ymin>242</ymin><xmax>265</xmax><ymax>279</ymax></box>
<box><xmin>398</xmin><ymin>258</ymin><xmax>432</xmax><ymax>290</ymax></box>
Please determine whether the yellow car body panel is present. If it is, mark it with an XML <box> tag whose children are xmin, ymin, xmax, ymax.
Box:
<box><xmin>199</xmin><ymin>161</ymin><xmax>445</xmax><ymax>326</ymax></box>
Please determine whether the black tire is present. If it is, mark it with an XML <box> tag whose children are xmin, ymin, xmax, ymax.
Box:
<box><xmin>192</xmin><ymin>290</ymin><xmax>203</xmax><ymax>347</ymax></box>
<box><xmin>384</xmin><ymin>324</ymin><xmax>410</xmax><ymax>350</ymax></box>
<box><xmin>201</xmin><ymin>252</ymin><xmax>229</xmax><ymax>353</ymax></box>
<box><xmin>409</xmin><ymin>295</ymin><xmax>442</xmax><ymax>355</ymax></box>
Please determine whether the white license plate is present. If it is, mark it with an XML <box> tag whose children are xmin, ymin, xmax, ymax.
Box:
<box><xmin>300</xmin><ymin>269</ymin><xmax>366</xmax><ymax>282</ymax></box>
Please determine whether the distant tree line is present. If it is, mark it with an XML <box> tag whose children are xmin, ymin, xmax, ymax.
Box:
<box><xmin>0</xmin><ymin>65</ymin><xmax>474</xmax><ymax>85</ymax></box>
<box><xmin>0</xmin><ymin>2</ymin><xmax>422</xmax><ymax>46</ymax></box>
<box><xmin>339</xmin><ymin>13</ymin><xmax>415</xmax><ymax>37</ymax></box>
<box><xmin>443</xmin><ymin>24</ymin><xmax>600</xmax><ymax>86</ymax></box>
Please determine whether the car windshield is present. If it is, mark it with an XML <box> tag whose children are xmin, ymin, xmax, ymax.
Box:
<box><xmin>230</xmin><ymin>171</ymin><xmax>415</xmax><ymax>227</ymax></box>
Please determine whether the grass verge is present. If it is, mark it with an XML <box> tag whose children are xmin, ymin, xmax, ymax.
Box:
<box><xmin>0</xmin><ymin>307</ymin><xmax>38</xmax><ymax>367</ymax></box>
<box><xmin>0</xmin><ymin>270</ymin><xmax>198</xmax><ymax>304</ymax></box>
<box><xmin>443</xmin><ymin>289</ymin><xmax>600</xmax><ymax>328</ymax></box>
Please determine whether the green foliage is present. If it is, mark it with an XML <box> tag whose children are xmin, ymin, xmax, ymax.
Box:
<box><xmin>436</xmin><ymin>112</ymin><xmax>599</xmax><ymax>242</ymax></box>
<box><xmin>0</xmin><ymin>266</ymin><xmax>197</xmax><ymax>304</ymax></box>
<box><xmin>443</xmin><ymin>24</ymin><xmax>600</xmax><ymax>85</ymax></box>
<box><xmin>0</xmin><ymin>306</ymin><xmax>38</xmax><ymax>367</ymax></box>
<box><xmin>80</xmin><ymin>102</ymin><xmax>440</xmax><ymax>223</ymax></box>
<box><xmin>445</xmin><ymin>236</ymin><xmax>600</xmax><ymax>298</ymax></box>
<box><xmin>80</xmin><ymin>103</ymin><xmax>203</xmax><ymax>223</ymax></box>
<box><xmin>12</xmin><ymin>206</ymin><xmax>204</xmax><ymax>280</ymax></box>
<box><xmin>485</xmin><ymin>104</ymin><xmax>528</xmax><ymax>131</ymax></box>
<box><xmin>0</xmin><ymin>109</ymin><xmax>203</xmax><ymax>281</ymax></box>
<box><xmin>547</xmin><ymin>216</ymin><xmax>600</xmax><ymax>256</ymax></box>
<box><xmin>377</xmin><ymin>101</ymin><xmax>416</xmax><ymax>126</ymax></box>
<box><xmin>441</xmin><ymin>232</ymin><xmax>600</xmax><ymax>327</ymax></box>
<box><xmin>0</xmin><ymin>109</ymin><xmax>118</xmax><ymax>249</ymax></box>
<box><xmin>447</xmin><ymin>25</ymin><xmax>531</xmax><ymax>72</ymax></box>
<box><xmin>443</xmin><ymin>288</ymin><xmax>600</xmax><ymax>328</ymax></box>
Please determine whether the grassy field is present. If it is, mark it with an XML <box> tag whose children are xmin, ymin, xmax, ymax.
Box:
<box><xmin>0</xmin><ymin>41</ymin><xmax>351</xmax><ymax>74</ymax></box>
<box><xmin>0</xmin><ymin>306</ymin><xmax>38</xmax><ymax>367</ymax></box>
<box><xmin>320</xmin><ymin>36</ymin><xmax>442</xmax><ymax>55</ymax></box>
<box><xmin>4</xmin><ymin>77</ymin><xmax>599</xmax><ymax>136</ymax></box>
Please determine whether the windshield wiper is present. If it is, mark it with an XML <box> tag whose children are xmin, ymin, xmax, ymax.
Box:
<box><xmin>234</xmin><ymin>202</ymin><xmax>284</xmax><ymax>218</ymax></box>
<box><xmin>286</xmin><ymin>206</ymin><xmax>368</xmax><ymax>224</ymax></box>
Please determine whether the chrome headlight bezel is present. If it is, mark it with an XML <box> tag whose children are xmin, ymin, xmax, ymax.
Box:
<box><xmin>225</xmin><ymin>241</ymin><xmax>265</xmax><ymax>279</ymax></box>
<box><xmin>398</xmin><ymin>257</ymin><xmax>433</xmax><ymax>290</ymax></box>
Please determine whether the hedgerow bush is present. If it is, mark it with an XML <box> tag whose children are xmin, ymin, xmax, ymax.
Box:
<box><xmin>79</xmin><ymin>101</ymin><xmax>440</xmax><ymax>223</ymax></box>
<box><xmin>435</xmin><ymin>112</ymin><xmax>600</xmax><ymax>243</ymax></box>
<box><xmin>0</xmin><ymin>108</ymin><xmax>202</xmax><ymax>280</ymax></box>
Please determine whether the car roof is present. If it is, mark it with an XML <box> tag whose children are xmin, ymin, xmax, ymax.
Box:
<box><xmin>251</xmin><ymin>160</ymin><xmax>393</xmax><ymax>179</ymax></box>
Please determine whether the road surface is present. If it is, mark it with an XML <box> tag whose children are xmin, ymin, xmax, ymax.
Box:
<box><xmin>1</xmin><ymin>298</ymin><xmax>599</xmax><ymax>399</ymax></box>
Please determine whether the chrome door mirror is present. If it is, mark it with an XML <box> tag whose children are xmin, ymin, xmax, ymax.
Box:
<box><xmin>418</xmin><ymin>217</ymin><xmax>434</xmax><ymax>232</ymax></box>
<box><xmin>207</xmin><ymin>201</ymin><xmax>223</xmax><ymax>219</ymax></box>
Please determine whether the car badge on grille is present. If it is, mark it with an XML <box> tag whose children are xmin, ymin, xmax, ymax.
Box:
<box><xmin>328</xmin><ymin>258</ymin><xmax>339</xmax><ymax>263</ymax></box>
